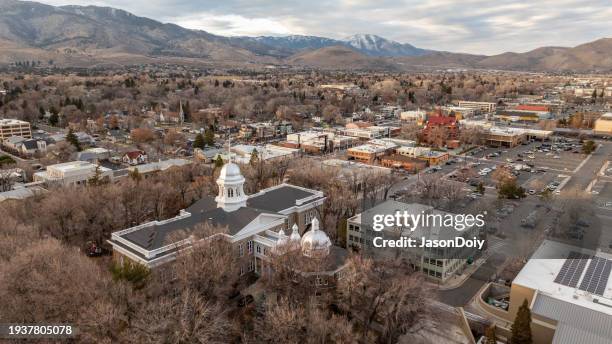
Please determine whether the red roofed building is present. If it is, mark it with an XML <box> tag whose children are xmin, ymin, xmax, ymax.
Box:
<box><xmin>421</xmin><ymin>115</ymin><xmax>458</xmax><ymax>146</ymax></box>
<box><xmin>515</xmin><ymin>104</ymin><xmax>550</xmax><ymax>112</ymax></box>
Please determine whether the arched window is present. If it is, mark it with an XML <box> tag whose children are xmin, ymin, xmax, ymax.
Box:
<box><xmin>228</xmin><ymin>189</ymin><xmax>234</xmax><ymax>197</ymax></box>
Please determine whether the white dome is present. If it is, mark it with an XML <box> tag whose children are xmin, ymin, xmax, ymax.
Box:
<box><xmin>301</xmin><ymin>218</ymin><xmax>331</xmax><ymax>258</ymax></box>
<box><xmin>218</xmin><ymin>162</ymin><xmax>243</xmax><ymax>182</ymax></box>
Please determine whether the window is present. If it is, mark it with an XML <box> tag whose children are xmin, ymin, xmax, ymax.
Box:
<box><xmin>248</xmin><ymin>260</ymin><xmax>255</xmax><ymax>272</ymax></box>
<box><xmin>240</xmin><ymin>266</ymin><xmax>245</xmax><ymax>276</ymax></box>
<box><xmin>247</xmin><ymin>241</ymin><xmax>254</xmax><ymax>254</ymax></box>
<box><xmin>238</xmin><ymin>244</ymin><xmax>244</xmax><ymax>257</ymax></box>
<box><xmin>256</xmin><ymin>245</ymin><xmax>261</xmax><ymax>254</ymax></box>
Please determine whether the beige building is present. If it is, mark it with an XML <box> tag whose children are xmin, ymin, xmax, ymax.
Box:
<box><xmin>0</xmin><ymin>119</ymin><xmax>32</xmax><ymax>141</ymax></box>
<box><xmin>594</xmin><ymin>113</ymin><xmax>612</xmax><ymax>135</ymax></box>
<box><xmin>33</xmin><ymin>161</ymin><xmax>113</xmax><ymax>186</ymax></box>
<box><xmin>490</xmin><ymin>240</ymin><xmax>612</xmax><ymax>344</ymax></box>
<box><xmin>456</xmin><ymin>101</ymin><xmax>497</xmax><ymax>113</ymax></box>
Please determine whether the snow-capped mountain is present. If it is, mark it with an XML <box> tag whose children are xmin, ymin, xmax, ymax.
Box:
<box><xmin>241</xmin><ymin>34</ymin><xmax>431</xmax><ymax>57</ymax></box>
<box><xmin>344</xmin><ymin>34</ymin><xmax>430</xmax><ymax>57</ymax></box>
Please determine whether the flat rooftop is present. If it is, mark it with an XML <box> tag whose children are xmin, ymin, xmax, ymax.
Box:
<box><xmin>514</xmin><ymin>240</ymin><xmax>612</xmax><ymax>315</ymax></box>
<box><xmin>0</xmin><ymin>119</ymin><xmax>29</xmax><ymax>125</ymax></box>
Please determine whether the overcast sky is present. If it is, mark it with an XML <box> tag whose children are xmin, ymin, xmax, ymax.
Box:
<box><xmin>37</xmin><ymin>0</ymin><xmax>612</xmax><ymax>55</ymax></box>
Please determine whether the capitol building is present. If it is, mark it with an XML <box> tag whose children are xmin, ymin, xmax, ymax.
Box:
<box><xmin>109</xmin><ymin>158</ymin><xmax>349</xmax><ymax>285</ymax></box>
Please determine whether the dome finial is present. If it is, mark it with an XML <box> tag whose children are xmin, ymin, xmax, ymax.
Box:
<box><xmin>311</xmin><ymin>217</ymin><xmax>319</xmax><ymax>231</ymax></box>
<box><xmin>290</xmin><ymin>223</ymin><xmax>301</xmax><ymax>243</ymax></box>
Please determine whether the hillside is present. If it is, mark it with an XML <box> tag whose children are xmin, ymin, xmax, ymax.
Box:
<box><xmin>286</xmin><ymin>45</ymin><xmax>400</xmax><ymax>71</ymax></box>
<box><xmin>0</xmin><ymin>0</ymin><xmax>610</xmax><ymax>72</ymax></box>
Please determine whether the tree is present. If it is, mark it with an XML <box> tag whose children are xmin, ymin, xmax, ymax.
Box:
<box><xmin>131</xmin><ymin>128</ymin><xmax>156</xmax><ymax>144</ymax></box>
<box><xmin>582</xmin><ymin>140</ymin><xmax>596</xmax><ymax>154</ymax></box>
<box><xmin>129</xmin><ymin>168</ymin><xmax>142</xmax><ymax>183</ymax></box>
<box><xmin>249</xmin><ymin>148</ymin><xmax>259</xmax><ymax>166</ymax></box>
<box><xmin>204</xmin><ymin>126</ymin><xmax>215</xmax><ymax>146</ymax></box>
<box><xmin>485</xmin><ymin>325</ymin><xmax>497</xmax><ymax>344</ymax></box>
<box><xmin>193</xmin><ymin>133</ymin><xmax>205</xmax><ymax>150</ymax></box>
<box><xmin>476</xmin><ymin>182</ymin><xmax>485</xmax><ymax>195</ymax></box>
<box><xmin>48</xmin><ymin>112</ymin><xmax>59</xmax><ymax>126</ymax></box>
<box><xmin>214</xmin><ymin>155</ymin><xmax>224</xmax><ymax>168</ymax></box>
<box><xmin>510</xmin><ymin>299</ymin><xmax>532</xmax><ymax>344</ymax></box>
<box><xmin>110</xmin><ymin>260</ymin><xmax>151</xmax><ymax>290</ymax></box>
<box><xmin>66</xmin><ymin>128</ymin><xmax>81</xmax><ymax>151</ymax></box>
<box><xmin>88</xmin><ymin>165</ymin><xmax>107</xmax><ymax>186</ymax></box>
<box><xmin>337</xmin><ymin>256</ymin><xmax>428</xmax><ymax>342</ymax></box>
<box><xmin>125</xmin><ymin>288</ymin><xmax>234</xmax><ymax>344</ymax></box>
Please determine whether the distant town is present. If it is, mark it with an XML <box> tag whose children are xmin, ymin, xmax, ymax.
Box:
<box><xmin>1</xmin><ymin>63</ymin><xmax>612</xmax><ymax>343</ymax></box>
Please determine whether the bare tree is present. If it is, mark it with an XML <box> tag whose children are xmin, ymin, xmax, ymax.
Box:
<box><xmin>125</xmin><ymin>288</ymin><xmax>234</xmax><ymax>344</ymax></box>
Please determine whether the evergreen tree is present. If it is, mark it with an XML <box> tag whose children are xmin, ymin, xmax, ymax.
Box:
<box><xmin>204</xmin><ymin>127</ymin><xmax>215</xmax><ymax>146</ymax></box>
<box><xmin>88</xmin><ymin>165</ymin><xmax>105</xmax><ymax>186</ymax></box>
<box><xmin>66</xmin><ymin>128</ymin><xmax>81</xmax><ymax>151</ymax></box>
<box><xmin>485</xmin><ymin>325</ymin><xmax>497</xmax><ymax>344</ymax></box>
<box><xmin>214</xmin><ymin>155</ymin><xmax>224</xmax><ymax>168</ymax></box>
<box><xmin>510</xmin><ymin>300</ymin><xmax>532</xmax><ymax>344</ymax></box>
<box><xmin>249</xmin><ymin>149</ymin><xmax>259</xmax><ymax>166</ymax></box>
<box><xmin>129</xmin><ymin>168</ymin><xmax>142</xmax><ymax>183</ymax></box>
<box><xmin>193</xmin><ymin>133</ymin><xmax>205</xmax><ymax>150</ymax></box>
<box><xmin>48</xmin><ymin>112</ymin><xmax>59</xmax><ymax>126</ymax></box>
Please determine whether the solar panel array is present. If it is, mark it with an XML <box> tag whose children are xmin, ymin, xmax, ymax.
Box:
<box><xmin>553</xmin><ymin>251</ymin><xmax>591</xmax><ymax>288</ymax></box>
<box><xmin>579</xmin><ymin>256</ymin><xmax>612</xmax><ymax>296</ymax></box>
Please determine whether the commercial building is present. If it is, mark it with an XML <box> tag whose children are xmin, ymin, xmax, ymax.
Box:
<box><xmin>483</xmin><ymin>127</ymin><xmax>526</xmax><ymax>147</ymax></box>
<box><xmin>77</xmin><ymin>148</ymin><xmax>112</xmax><ymax>163</ymax></box>
<box><xmin>396</xmin><ymin>146</ymin><xmax>449</xmax><ymax>166</ymax></box>
<box><xmin>400</xmin><ymin>109</ymin><xmax>427</xmax><ymax>123</ymax></box>
<box><xmin>0</xmin><ymin>119</ymin><xmax>32</xmax><ymax>141</ymax></box>
<box><xmin>421</xmin><ymin>115</ymin><xmax>458</xmax><ymax>146</ymax></box>
<box><xmin>284</xmin><ymin>131</ymin><xmax>357</xmax><ymax>153</ymax></box>
<box><xmin>495</xmin><ymin>240</ymin><xmax>612</xmax><ymax>344</ymax></box>
<box><xmin>2</xmin><ymin>136</ymin><xmax>47</xmax><ymax>156</ymax></box>
<box><xmin>126</xmin><ymin>159</ymin><xmax>190</xmax><ymax>178</ymax></box>
<box><xmin>456</xmin><ymin>101</ymin><xmax>497</xmax><ymax>113</ymax></box>
<box><xmin>34</xmin><ymin>161</ymin><xmax>113</xmax><ymax>186</ymax></box>
<box><xmin>238</xmin><ymin>121</ymin><xmax>293</xmax><ymax>141</ymax></box>
<box><xmin>347</xmin><ymin>139</ymin><xmax>398</xmax><ymax>163</ymax></box>
<box><xmin>229</xmin><ymin>144</ymin><xmax>299</xmax><ymax>163</ymax></box>
<box><xmin>441</xmin><ymin>106</ymin><xmax>478</xmax><ymax>120</ymax></box>
<box><xmin>494</xmin><ymin>109</ymin><xmax>552</xmax><ymax>122</ymax></box>
<box><xmin>380</xmin><ymin>154</ymin><xmax>427</xmax><ymax>172</ymax></box>
<box><xmin>594</xmin><ymin>113</ymin><xmax>612</xmax><ymax>135</ymax></box>
<box><xmin>347</xmin><ymin>200</ymin><xmax>483</xmax><ymax>283</ymax></box>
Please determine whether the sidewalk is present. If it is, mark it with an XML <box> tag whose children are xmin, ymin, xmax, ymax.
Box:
<box><xmin>437</xmin><ymin>254</ymin><xmax>489</xmax><ymax>290</ymax></box>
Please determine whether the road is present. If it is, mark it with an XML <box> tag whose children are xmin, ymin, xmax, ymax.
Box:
<box><xmin>562</xmin><ymin>141</ymin><xmax>612</xmax><ymax>191</ymax></box>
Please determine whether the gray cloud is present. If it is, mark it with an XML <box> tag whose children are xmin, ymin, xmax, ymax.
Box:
<box><xmin>38</xmin><ymin>0</ymin><xmax>612</xmax><ymax>55</ymax></box>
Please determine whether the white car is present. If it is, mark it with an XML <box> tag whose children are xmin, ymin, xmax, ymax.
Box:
<box><xmin>553</xmin><ymin>155</ymin><xmax>560</xmax><ymax>159</ymax></box>
<box><xmin>528</xmin><ymin>155</ymin><xmax>535</xmax><ymax>159</ymax></box>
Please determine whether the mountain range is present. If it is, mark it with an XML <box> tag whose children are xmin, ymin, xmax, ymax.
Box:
<box><xmin>0</xmin><ymin>0</ymin><xmax>611</xmax><ymax>72</ymax></box>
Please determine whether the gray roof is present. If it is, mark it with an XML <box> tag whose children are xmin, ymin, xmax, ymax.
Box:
<box><xmin>532</xmin><ymin>293</ymin><xmax>612</xmax><ymax>342</ymax></box>
<box><xmin>553</xmin><ymin>323</ymin><xmax>611</xmax><ymax>344</ymax></box>
<box><xmin>120</xmin><ymin>197</ymin><xmax>268</xmax><ymax>250</ymax></box>
<box><xmin>248</xmin><ymin>185</ymin><xmax>320</xmax><ymax>212</ymax></box>
<box><xmin>21</xmin><ymin>139</ymin><xmax>39</xmax><ymax>150</ymax></box>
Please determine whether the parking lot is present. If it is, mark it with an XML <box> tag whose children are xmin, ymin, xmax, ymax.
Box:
<box><xmin>449</xmin><ymin>139</ymin><xmax>588</xmax><ymax>193</ymax></box>
<box><xmin>477</xmin><ymin>139</ymin><xmax>587</xmax><ymax>173</ymax></box>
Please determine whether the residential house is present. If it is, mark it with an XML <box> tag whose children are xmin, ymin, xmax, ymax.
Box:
<box><xmin>122</xmin><ymin>150</ymin><xmax>148</xmax><ymax>166</ymax></box>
